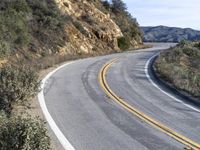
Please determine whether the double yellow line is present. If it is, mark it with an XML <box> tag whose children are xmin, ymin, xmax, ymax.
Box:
<box><xmin>98</xmin><ymin>58</ymin><xmax>200</xmax><ymax>150</ymax></box>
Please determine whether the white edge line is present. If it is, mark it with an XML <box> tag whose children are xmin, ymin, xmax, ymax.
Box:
<box><xmin>38</xmin><ymin>62</ymin><xmax>76</xmax><ymax>150</ymax></box>
<box><xmin>145</xmin><ymin>53</ymin><xmax>200</xmax><ymax>113</ymax></box>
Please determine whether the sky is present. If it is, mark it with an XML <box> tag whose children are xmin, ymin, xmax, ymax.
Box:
<box><xmin>123</xmin><ymin>0</ymin><xmax>200</xmax><ymax>30</ymax></box>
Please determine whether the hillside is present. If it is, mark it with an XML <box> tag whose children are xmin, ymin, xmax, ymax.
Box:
<box><xmin>0</xmin><ymin>0</ymin><xmax>142</xmax><ymax>67</ymax></box>
<box><xmin>141</xmin><ymin>26</ymin><xmax>200</xmax><ymax>42</ymax></box>
<box><xmin>0</xmin><ymin>0</ymin><xmax>143</xmax><ymax>149</ymax></box>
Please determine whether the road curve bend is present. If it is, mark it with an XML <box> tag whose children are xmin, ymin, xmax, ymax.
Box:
<box><xmin>41</xmin><ymin>43</ymin><xmax>200</xmax><ymax>150</ymax></box>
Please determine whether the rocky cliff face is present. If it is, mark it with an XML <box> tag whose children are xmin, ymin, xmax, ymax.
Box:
<box><xmin>54</xmin><ymin>0</ymin><xmax>123</xmax><ymax>55</ymax></box>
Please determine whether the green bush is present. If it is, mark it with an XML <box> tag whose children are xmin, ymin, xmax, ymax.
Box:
<box><xmin>117</xmin><ymin>36</ymin><xmax>130</xmax><ymax>50</ymax></box>
<box><xmin>0</xmin><ymin>115</ymin><xmax>50</xmax><ymax>150</ymax></box>
<box><xmin>0</xmin><ymin>64</ymin><xmax>40</xmax><ymax>113</ymax></box>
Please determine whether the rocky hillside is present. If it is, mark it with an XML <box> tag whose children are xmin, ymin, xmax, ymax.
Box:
<box><xmin>141</xmin><ymin>26</ymin><xmax>200</xmax><ymax>42</ymax></box>
<box><xmin>55</xmin><ymin>0</ymin><xmax>123</xmax><ymax>54</ymax></box>
<box><xmin>0</xmin><ymin>0</ymin><xmax>142</xmax><ymax>66</ymax></box>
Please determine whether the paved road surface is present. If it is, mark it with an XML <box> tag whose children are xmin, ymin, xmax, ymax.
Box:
<box><xmin>43</xmin><ymin>43</ymin><xmax>200</xmax><ymax>150</ymax></box>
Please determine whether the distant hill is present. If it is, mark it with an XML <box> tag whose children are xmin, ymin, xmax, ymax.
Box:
<box><xmin>141</xmin><ymin>26</ymin><xmax>200</xmax><ymax>42</ymax></box>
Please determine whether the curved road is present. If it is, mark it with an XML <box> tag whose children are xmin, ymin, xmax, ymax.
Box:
<box><xmin>43</xmin><ymin>43</ymin><xmax>200</xmax><ymax>150</ymax></box>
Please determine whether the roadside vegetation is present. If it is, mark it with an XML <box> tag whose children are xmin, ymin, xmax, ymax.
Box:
<box><xmin>0</xmin><ymin>114</ymin><xmax>50</xmax><ymax>150</ymax></box>
<box><xmin>117</xmin><ymin>36</ymin><xmax>130</xmax><ymax>50</ymax></box>
<box><xmin>0</xmin><ymin>64</ymin><xmax>39</xmax><ymax>114</ymax></box>
<box><xmin>0</xmin><ymin>63</ymin><xmax>51</xmax><ymax>149</ymax></box>
<box><xmin>155</xmin><ymin>41</ymin><xmax>200</xmax><ymax>98</ymax></box>
<box><xmin>0</xmin><ymin>0</ymin><xmax>63</xmax><ymax>148</ymax></box>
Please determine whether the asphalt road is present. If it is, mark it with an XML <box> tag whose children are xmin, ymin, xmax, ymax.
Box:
<box><xmin>43</xmin><ymin>43</ymin><xmax>200</xmax><ymax>150</ymax></box>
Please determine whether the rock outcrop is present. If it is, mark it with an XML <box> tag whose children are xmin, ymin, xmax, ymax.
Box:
<box><xmin>55</xmin><ymin>0</ymin><xmax>123</xmax><ymax>55</ymax></box>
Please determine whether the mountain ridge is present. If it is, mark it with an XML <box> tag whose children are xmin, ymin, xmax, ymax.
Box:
<box><xmin>141</xmin><ymin>25</ymin><xmax>200</xmax><ymax>42</ymax></box>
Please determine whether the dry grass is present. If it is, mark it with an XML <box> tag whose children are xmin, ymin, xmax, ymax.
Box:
<box><xmin>155</xmin><ymin>41</ymin><xmax>200</xmax><ymax>99</ymax></box>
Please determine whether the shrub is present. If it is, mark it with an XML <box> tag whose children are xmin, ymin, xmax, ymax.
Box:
<box><xmin>111</xmin><ymin>0</ymin><xmax>127</xmax><ymax>13</ymax></box>
<box><xmin>0</xmin><ymin>64</ymin><xmax>40</xmax><ymax>113</ymax></box>
<box><xmin>155</xmin><ymin>41</ymin><xmax>200</xmax><ymax>98</ymax></box>
<box><xmin>0</xmin><ymin>115</ymin><xmax>50</xmax><ymax>150</ymax></box>
<box><xmin>81</xmin><ymin>15</ymin><xmax>94</xmax><ymax>25</ymax></box>
<box><xmin>102</xmin><ymin>0</ymin><xmax>111</xmax><ymax>11</ymax></box>
<box><xmin>73</xmin><ymin>21</ymin><xmax>88</xmax><ymax>35</ymax></box>
<box><xmin>194</xmin><ymin>42</ymin><xmax>200</xmax><ymax>49</ymax></box>
<box><xmin>177</xmin><ymin>40</ymin><xmax>190</xmax><ymax>47</ymax></box>
<box><xmin>0</xmin><ymin>41</ymin><xmax>10</xmax><ymax>58</ymax></box>
<box><xmin>117</xmin><ymin>36</ymin><xmax>130</xmax><ymax>50</ymax></box>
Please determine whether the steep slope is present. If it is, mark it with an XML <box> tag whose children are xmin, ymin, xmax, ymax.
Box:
<box><xmin>0</xmin><ymin>0</ymin><xmax>142</xmax><ymax>65</ymax></box>
<box><xmin>55</xmin><ymin>0</ymin><xmax>123</xmax><ymax>55</ymax></box>
<box><xmin>141</xmin><ymin>26</ymin><xmax>200</xmax><ymax>42</ymax></box>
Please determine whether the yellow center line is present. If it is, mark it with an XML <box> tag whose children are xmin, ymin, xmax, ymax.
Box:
<box><xmin>98</xmin><ymin>58</ymin><xmax>200</xmax><ymax>150</ymax></box>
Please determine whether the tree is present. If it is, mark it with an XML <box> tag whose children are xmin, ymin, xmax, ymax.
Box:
<box><xmin>111</xmin><ymin>0</ymin><xmax>127</xmax><ymax>13</ymax></box>
<box><xmin>117</xmin><ymin>36</ymin><xmax>130</xmax><ymax>50</ymax></box>
<box><xmin>101</xmin><ymin>0</ymin><xmax>111</xmax><ymax>11</ymax></box>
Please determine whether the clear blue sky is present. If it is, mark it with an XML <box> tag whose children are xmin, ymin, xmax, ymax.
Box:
<box><xmin>123</xmin><ymin>0</ymin><xmax>200</xmax><ymax>30</ymax></box>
